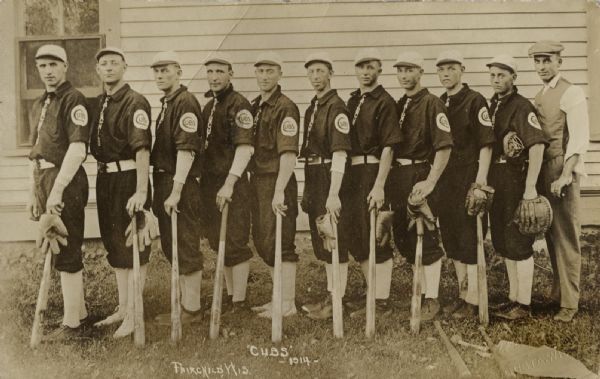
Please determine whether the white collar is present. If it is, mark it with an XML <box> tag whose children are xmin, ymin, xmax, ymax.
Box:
<box><xmin>545</xmin><ymin>73</ymin><xmax>562</xmax><ymax>89</ymax></box>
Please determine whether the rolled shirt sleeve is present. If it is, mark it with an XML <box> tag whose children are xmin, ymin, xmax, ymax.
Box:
<box><xmin>560</xmin><ymin>85</ymin><xmax>589</xmax><ymax>174</ymax></box>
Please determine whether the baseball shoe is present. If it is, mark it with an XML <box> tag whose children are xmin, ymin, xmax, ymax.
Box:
<box><xmin>452</xmin><ymin>302</ymin><xmax>478</xmax><ymax>320</ymax></box>
<box><xmin>154</xmin><ymin>309</ymin><xmax>203</xmax><ymax>325</ymax></box>
<box><xmin>489</xmin><ymin>300</ymin><xmax>515</xmax><ymax>312</ymax></box>
<box><xmin>421</xmin><ymin>298</ymin><xmax>440</xmax><ymax>321</ymax></box>
<box><xmin>93</xmin><ymin>306</ymin><xmax>124</xmax><ymax>327</ymax></box>
<box><xmin>343</xmin><ymin>293</ymin><xmax>366</xmax><ymax>311</ymax></box>
<box><xmin>349</xmin><ymin>299</ymin><xmax>392</xmax><ymax>318</ymax></box>
<box><xmin>257</xmin><ymin>301</ymin><xmax>297</xmax><ymax>319</ymax></box>
<box><xmin>225</xmin><ymin>300</ymin><xmax>250</xmax><ymax>314</ymax></box>
<box><xmin>443</xmin><ymin>299</ymin><xmax>465</xmax><ymax>315</ymax></box>
<box><xmin>553</xmin><ymin>307</ymin><xmax>577</xmax><ymax>322</ymax></box>
<box><xmin>302</xmin><ymin>296</ymin><xmax>330</xmax><ymax>313</ymax></box>
<box><xmin>494</xmin><ymin>303</ymin><xmax>530</xmax><ymax>320</ymax></box>
<box><xmin>251</xmin><ymin>301</ymin><xmax>271</xmax><ymax>313</ymax></box>
<box><xmin>306</xmin><ymin>297</ymin><xmax>333</xmax><ymax>320</ymax></box>
<box><xmin>42</xmin><ymin>325</ymin><xmax>85</xmax><ymax>342</ymax></box>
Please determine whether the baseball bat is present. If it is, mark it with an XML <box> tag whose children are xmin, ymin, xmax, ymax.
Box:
<box><xmin>272</xmin><ymin>213</ymin><xmax>283</xmax><ymax>343</ymax></box>
<box><xmin>132</xmin><ymin>214</ymin><xmax>145</xmax><ymax>346</ymax></box>
<box><xmin>476</xmin><ymin>214</ymin><xmax>489</xmax><ymax>326</ymax></box>
<box><xmin>479</xmin><ymin>326</ymin><xmax>516</xmax><ymax>378</ymax></box>
<box><xmin>331</xmin><ymin>219</ymin><xmax>343</xmax><ymax>338</ymax></box>
<box><xmin>209</xmin><ymin>204</ymin><xmax>229</xmax><ymax>340</ymax></box>
<box><xmin>30</xmin><ymin>250</ymin><xmax>52</xmax><ymax>348</ymax></box>
<box><xmin>410</xmin><ymin>217</ymin><xmax>424</xmax><ymax>335</ymax></box>
<box><xmin>434</xmin><ymin>321</ymin><xmax>473</xmax><ymax>378</ymax></box>
<box><xmin>171</xmin><ymin>212</ymin><xmax>182</xmax><ymax>343</ymax></box>
<box><xmin>366</xmin><ymin>209</ymin><xmax>377</xmax><ymax>338</ymax></box>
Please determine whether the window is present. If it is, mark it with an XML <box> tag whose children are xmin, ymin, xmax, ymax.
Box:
<box><xmin>17</xmin><ymin>0</ymin><xmax>103</xmax><ymax>146</ymax></box>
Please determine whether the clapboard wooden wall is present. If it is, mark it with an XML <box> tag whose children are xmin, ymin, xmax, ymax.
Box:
<box><xmin>1</xmin><ymin>0</ymin><xmax>599</xmax><ymax>241</ymax></box>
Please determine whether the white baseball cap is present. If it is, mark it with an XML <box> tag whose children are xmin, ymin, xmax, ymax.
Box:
<box><xmin>151</xmin><ymin>51</ymin><xmax>181</xmax><ymax>68</ymax></box>
<box><xmin>304</xmin><ymin>52</ymin><xmax>334</xmax><ymax>69</ymax></box>
<box><xmin>254</xmin><ymin>51</ymin><xmax>283</xmax><ymax>68</ymax></box>
<box><xmin>36</xmin><ymin>45</ymin><xmax>67</xmax><ymax>63</ymax></box>
<box><xmin>393</xmin><ymin>51</ymin><xmax>424</xmax><ymax>69</ymax></box>
<box><xmin>435</xmin><ymin>50</ymin><xmax>464</xmax><ymax>66</ymax></box>
<box><xmin>204</xmin><ymin>52</ymin><xmax>234</xmax><ymax>66</ymax></box>
<box><xmin>354</xmin><ymin>48</ymin><xmax>382</xmax><ymax>66</ymax></box>
<box><xmin>486</xmin><ymin>54</ymin><xmax>517</xmax><ymax>73</ymax></box>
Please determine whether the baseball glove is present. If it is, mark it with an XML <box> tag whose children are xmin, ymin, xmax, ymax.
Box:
<box><xmin>407</xmin><ymin>193</ymin><xmax>437</xmax><ymax>231</ymax></box>
<box><xmin>36</xmin><ymin>213</ymin><xmax>68</xmax><ymax>255</ymax></box>
<box><xmin>376</xmin><ymin>210</ymin><xmax>394</xmax><ymax>248</ymax></box>
<box><xmin>316</xmin><ymin>213</ymin><xmax>336</xmax><ymax>252</ymax></box>
<box><xmin>125</xmin><ymin>210</ymin><xmax>159</xmax><ymax>252</ymax></box>
<box><xmin>512</xmin><ymin>195</ymin><xmax>553</xmax><ymax>236</ymax></box>
<box><xmin>465</xmin><ymin>182</ymin><xmax>495</xmax><ymax>216</ymax></box>
<box><xmin>503</xmin><ymin>131</ymin><xmax>525</xmax><ymax>158</ymax></box>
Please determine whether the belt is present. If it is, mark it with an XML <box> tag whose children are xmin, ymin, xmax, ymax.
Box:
<box><xmin>305</xmin><ymin>156</ymin><xmax>332</xmax><ymax>165</ymax></box>
<box><xmin>396</xmin><ymin>158</ymin><xmax>427</xmax><ymax>166</ymax></box>
<box><xmin>35</xmin><ymin>158</ymin><xmax>56</xmax><ymax>170</ymax></box>
<box><xmin>350</xmin><ymin>155</ymin><xmax>379</xmax><ymax>165</ymax></box>
<box><xmin>98</xmin><ymin>159</ymin><xmax>136</xmax><ymax>174</ymax></box>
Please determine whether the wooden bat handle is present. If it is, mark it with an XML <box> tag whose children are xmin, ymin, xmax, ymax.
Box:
<box><xmin>479</xmin><ymin>327</ymin><xmax>516</xmax><ymax>378</ymax></box>
<box><xmin>410</xmin><ymin>217</ymin><xmax>424</xmax><ymax>335</ymax></box>
<box><xmin>132</xmin><ymin>214</ymin><xmax>145</xmax><ymax>347</ymax></box>
<box><xmin>209</xmin><ymin>204</ymin><xmax>229</xmax><ymax>340</ymax></box>
<box><xmin>477</xmin><ymin>215</ymin><xmax>489</xmax><ymax>326</ymax></box>
<box><xmin>365</xmin><ymin>209</ymin><xmax>377</xmax><ymax>338</ymax></box>
<box><xmin>331</xmin><ymin>219</ymin><xmax>343</xmax><ymax>338</ymax></box>
<box><xmin>272</xmin><ymin>213</ymin><xmax>283</xmax><ymax>343</ymax></box>
<box><xmin>171</xmin><ymin>212</ymin><xmax>182</xmax><ymax>343</ymax></box>
<box><xmin>30</xmin><ymin>250</ymin><xmax>52</xmax><ymax>348</ymax></box>
<box><xmin>434</xmin><ymin>321</ymin><xmax>472</xmax><ymax>378</ymax></box>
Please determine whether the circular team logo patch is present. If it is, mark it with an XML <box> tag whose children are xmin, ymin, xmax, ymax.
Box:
<box><xmin>281</xmin><ymin>116</ymin><xmax>298</xmax><ymax>137</ymax></box>
<box><xmin>478</xmin><ymin>107</ymin><xmax>492</xmax><ymax>127</ymax></box>
<box><xmin>334</xmin><ymin>114</ymin><xmax>350</xmax><ymax>134</ymax></box>
<box><xmin>436</xmin><ymin>113</ymin><xmax>451</xmax><ymax>133</ymax></box>
<box><xmin>235</xmin><ymin>109</ymin><xmax>253</xmax><ymax>129</ymax></box>
<box><xmin>70</xmin><ymin>105</ymin><xmax>88</xmax><ymax>126</ymax></box>
<box><xmin>179</xmin><ymin>112</ymin><xmax>198</xmax><ymax>133</ymax></box>
<box><xmin>133</xmin><ymin>109</ymin><xmax>150</xmax><ymax>130</ymax></box>
<box><xmin>528</xmin><ymin>112</ymin><xmax>541</xmax><ymax>130</ymax></box>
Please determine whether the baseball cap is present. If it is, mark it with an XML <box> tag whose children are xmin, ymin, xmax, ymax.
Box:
<box><xmin>435</xmin><ymin>50</ymin><xmax>464</xmax><ymax>66</ymax></box>
<box><xmin>304</xmin><ymin>52</ymin><xmax>334</xmax><ymax>69</ymax></box>
<box><xmin>528</xmin><ymin>40</ymin><xmax>564</xmax><ymax>57</ymax></box>
<box><xmin>151</xmin><ymin>51</ymin><xmax>181</xmax><ymax>68</ymax></box>
<box><xmin>95</xmin><ymin>47</ymin><xmax>126</xmax><ymax>62</ymax></box>
<box><xmin>393</xmin><ymin>51</ymin><xmax>424</xmax><ymax>68</ymax></box>
<box><xmin>35</xmin><ymin>45</ymin><xmax>67</xmax><ymax>63</ymax></box>
<box><xmin>486</xmin><ymin>54</ymin><xmax>518</xmax><ymax>74</ymax></box>
<box><xmin>254</xmin><ymin>51</ymin><xmax>283</xmax><ymax>68</ymax></box>
<box><xmin>204</xmin><ymin>52</ymin><xmax>233</xmax><ymax>66</ymax></box>
<box><xmin>354</xmin><ymin>48</ymin><xmax>382</xmax><ymax>66</ymax></box>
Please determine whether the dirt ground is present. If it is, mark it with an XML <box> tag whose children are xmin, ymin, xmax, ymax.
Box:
<box><xmin>0</xmin><ymin>229</ymin><xmax>599</xmax><ymax>379</ymax></box>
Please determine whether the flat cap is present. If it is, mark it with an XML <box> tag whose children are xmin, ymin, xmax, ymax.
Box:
<box><xmin>35</xmin><ymin>44</ymin><xmax>67</xmax><ymax>63</ymax></box>
<box><xmin>354</xmin><ymin>48</ymin><xmax>382</xmax><ymax>66</ymax></box>
<box><xmin>95</xmin><ymin>47</ymin><xmax>126</xmax><ymax>62</ymax></box>
<box><xmin>304</xmin><ymin>52</ymin><xmax>333</xmax><ymax>68</ymax></box>
<box><xmin>254</xmin><ymin>51</ymin><xmax>283</xmax><ymax>68</ymax></box>
<box><xmin>528</xmin><ymin>40</ymin><xmax>564</xmax><ymax>56</ymax></box>
<box><xmin>435</xmin><ymin>50</ymin><xmax>464</xmax><ymax>66</ymax></box>
<box><xmin>486</xmin><ymin>54</ymin><xmax>517</xmax><ymax>73</ymax></box>
<box><xmin>393</xmin><ymin>51</ymin><xmax>424</xmax><ymax>68</ymax></box>
<box><xmin>150</xmin><ymin>51</ymin><xmax>181</xmax><ymax>68</ymax></box>
<box><xmin>204</xmin><ymin>52</ymin><xmax>233</xmax><ymax>66</ymax></box>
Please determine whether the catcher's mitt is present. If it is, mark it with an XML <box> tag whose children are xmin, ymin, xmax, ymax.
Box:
<box><xmin>407</xmin><ymin>193</ymin><xmax>437</xmax><ymax>231</ymax></box>
<box><xmin>512</xmin><ymin>195</ymin><xmax>553</xmax><ymax>236</ymax></box>
<box><xmin>316</xmin><ymin>213</ymin><xmax>336</xmax><ymax>252</ymax></box>
<box><xmin>465</xmin><ymin>182</ymin><xmax>495</xmax><ymax>216</ymax></box>
<box><xmin>503</xmin><ymin>131</ymin><xmax>525</xmax><ymax>158</ymax></box>
<box><xmin>376</xmin><ymin>210</ymin><xmax>394</xmax><ymax>248</ymax></box>
<box><xmin>36</xmin><ymin>213</ymin><xmax>68</xmax><ymax>255</ymax></box>
<box><xmin>125</xmin><ymin>210</ymin><xmax>159</xmax><ymax>252</ymax></box>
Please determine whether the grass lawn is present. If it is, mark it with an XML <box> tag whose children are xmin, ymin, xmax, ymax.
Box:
<box><xmin>1</xmin><ymin>230</ymin><xmax>599</xmax><ymax>379</ymax></box>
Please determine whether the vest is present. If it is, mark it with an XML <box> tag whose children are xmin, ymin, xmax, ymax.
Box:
<box><xmin>534</xmin><ymin>77</ymin><xmax>570</xmax><ymax>160</ymax></box>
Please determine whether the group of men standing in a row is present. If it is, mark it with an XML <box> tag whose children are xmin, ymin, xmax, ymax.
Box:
<box><xmin>27</xmin><ymin>39</ymin><xmax>588</xmax><ymax>342</ymax></box>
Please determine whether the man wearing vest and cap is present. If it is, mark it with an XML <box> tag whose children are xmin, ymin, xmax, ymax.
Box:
<box><xmin>344</xmin><ymin>48</ymin><xmax>401</xmax><ymax>317</ymax></box>
<box><xmin>199</xmin><ymin>52</ymin><xmax>254</xmax><ymax>312</ymax></box>
<box><xmin>529</xmin><ymin>41</ymin><xmax>589</xmax><ymax>322</ymax></box>
<box><xmin>434</xmin><ymin>50</ymin><xmax>495</xmax><ymax>319</ymax></box>
<box><xmin>26</xmin><ymin>44</ymin><xmax>90</xmax><ymax>341</ymax></box>
<box><xmin>299</xmin><ymin>52</ymin><xmax>352</xmax><ymax>320</ymax></box>
<box><xmin>90</xmin><ymin>47</ymin><xmax>153</xmax><ymax>337</ymax></box>
<box><xmin>150</xmin><ymin>51</ymin><xmax>205</xmax><ymax>324</ymax></box>
<box><xmin>248</xmin><ymin>52</ymin><xmax>301</xmax><ymax>318</ymax></box>
<box><xmin>390</xmin><ymin>51</ymin><xmax>453</xmax><ymax>321</ymax></box>
<box><xmin>486</xmin><ymin>55</ymin><xmax>547</xmax><ymax>320</ymax></box>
